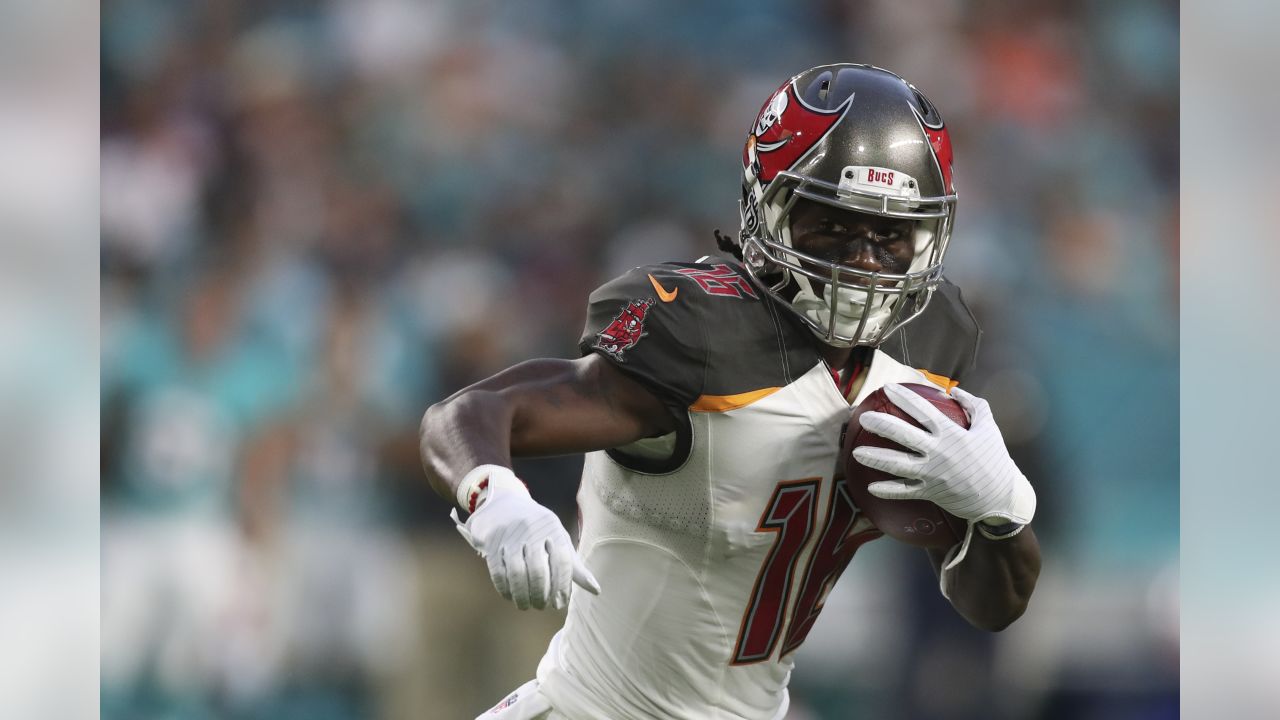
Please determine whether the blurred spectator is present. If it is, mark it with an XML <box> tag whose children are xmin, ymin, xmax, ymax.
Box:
<box><xmin>101</xmin><ymin>257</ymin><xmax>296</xmax><ymax>714</ymax></box>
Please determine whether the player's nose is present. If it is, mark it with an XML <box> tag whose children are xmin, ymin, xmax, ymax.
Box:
<box><xmin>840</xmin><ymin>238</ymin><xmax>882</xmax><ymax>273</ymax></box>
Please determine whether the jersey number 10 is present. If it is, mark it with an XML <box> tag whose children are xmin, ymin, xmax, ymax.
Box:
<box><xmin>731</xmin><ymin>476</ymin><xmax>881</xmax><ymax>665</ymax></box>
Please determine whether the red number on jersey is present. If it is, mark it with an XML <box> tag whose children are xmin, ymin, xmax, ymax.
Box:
<box><xmin>674</xmin><ymin>264</ymin><xmax>759</xmax><ymax>299</ymax></box>
<box><xmin>780</xmin><ymin>478</ymin><xmax>881</xmax><ymax>656</ymax></box>
<box><xmin>731</xmin><ymin>479</ymin><xmax>818</xmax><ymax>664</ymax></box>
<box><xmin>732</xmin><ymin>476</ymin><xmax>882</xmax><ymax>665</ymax></box>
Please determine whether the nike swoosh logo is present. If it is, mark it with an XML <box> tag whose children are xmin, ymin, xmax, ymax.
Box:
<box><xmin>648</xmin><ymin>273</ymin><xmax>678</xmax><ymax>302</ymax></box>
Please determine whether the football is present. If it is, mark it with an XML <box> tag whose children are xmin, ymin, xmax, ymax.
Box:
<box><xmin>841</xmin><ymin>383</ymin><xmax>970</xmax><ymax>548</ymax></box>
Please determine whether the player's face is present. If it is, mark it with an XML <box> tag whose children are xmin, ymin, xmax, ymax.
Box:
<box><xmin>788</xmin><ymin>198</ymin><xmax>915</xmax><ymax>281</ymax></box>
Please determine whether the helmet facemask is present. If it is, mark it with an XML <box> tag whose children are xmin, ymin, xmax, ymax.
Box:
<box><xmin>740</xmin><ymin>169</ymin><xmax>954</xmax><ymax>348</ymax></box>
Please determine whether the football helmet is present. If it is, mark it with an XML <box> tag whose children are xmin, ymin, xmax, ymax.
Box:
<box><xmin>734</xmin><ymin>64</ymin><xmax>957</xmax><ymax>348</ymax></box>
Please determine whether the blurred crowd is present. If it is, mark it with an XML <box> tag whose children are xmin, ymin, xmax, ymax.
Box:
<box><xmin>101</xmin><ymin>1</ymin><xmax>1178</xmax><ymax>718</ymax></box>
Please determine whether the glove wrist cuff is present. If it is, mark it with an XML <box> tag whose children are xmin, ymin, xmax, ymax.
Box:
<box><xmin>977</xmin><ymin>521</ymin><xmax>1025</xmax><ymax>541</ymax></box>
<box><xmin>972</xmin><ymin>474</ymin><xmax>1036</xmax><ymax>526</ymax></box>
<box><xmin>1003</xmin><ymin>473</ymin><xmax>1037</xmax><ymax>524</ymax></box>
<box><xmin>455</xmin><ymin>464</ymin><xmax>526</xmax><ymax>513</ymax></box>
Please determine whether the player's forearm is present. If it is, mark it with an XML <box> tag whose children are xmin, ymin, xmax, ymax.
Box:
<box><xmin>419</xmin><ymin>356</ymin><xmax>676</xmax><ymax>507</ymax></box>
<box><xmin>936</xmin><ymin>525</ymin><xmax>1041</xmax><ymax>631</ymax></box>
<box><xmin>419</xmin><ymin>390</ymin><xmax>515</xmax><ymax>507</ymax></box>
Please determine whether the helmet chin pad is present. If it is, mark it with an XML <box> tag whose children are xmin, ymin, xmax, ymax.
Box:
<box><xmin>792</xmin><ymin>282</ymin><xmax>893</xmax><ymax>343</ymax></box>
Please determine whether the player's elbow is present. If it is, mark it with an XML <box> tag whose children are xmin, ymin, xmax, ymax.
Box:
<box><xmin>969</xmin><ymin>599</ymin><xmax>1029</xmax><ymax>632</ymax></box>
<box><xmin>418</xmin><ymin>400</ymin><xmax>448</xmax><ymax>455</ymax></box>
<box><xmin>966</xmin><ymin>573</ymin><xmax>1038</xmax><ymax>632</ymax></box>
<box><xmin>419</xmin><ymin>394</ymin><xmax>474</xmax><ymax>454</ymax></box>
<box><xmin>419</xmin><ymin>399</ymin><xmax>450</xmax><ymax>442</ymax></box>
<box><xmin>418</xmin><ymin>403</ymin><xmax>449</xmax><ymax>492</ymax></box>
<box><xmin>419</xmin><ymin>390</ymin><xmax>508</xmax><ymax>467</ymax></box>
<box><xmin>418</xmin><ymin>393</ymin><xmax>489</xmax><ymax>496</ymax></box>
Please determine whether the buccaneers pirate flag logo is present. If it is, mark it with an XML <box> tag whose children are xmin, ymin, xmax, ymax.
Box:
<box><xmin>593</xmin><ymin>298</ymin><xmax>653</xmax><ymax>361</ymax></box>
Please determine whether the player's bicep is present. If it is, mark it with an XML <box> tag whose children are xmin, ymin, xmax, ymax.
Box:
<box><xmin>482</xmin><ymin>354</ymin><xmax>678</xmax><ymax>457</ymax></box>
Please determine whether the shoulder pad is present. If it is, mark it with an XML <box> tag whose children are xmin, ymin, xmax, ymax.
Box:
<box><xmin>579</xmin><ymin>261</ymin><xmax>818</xmax><ymax>413</ymax></box>
<box><xmin>880</xmin><ymin>278</ymin><xmax>982</xmax><ymax>383</ymax></box>
<box><xmin>579</xmin><ymin>265</ymin><xmax>707</xmax><ymax>414</ymax></box>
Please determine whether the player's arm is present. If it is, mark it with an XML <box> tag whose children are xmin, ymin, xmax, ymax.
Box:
<box><xmin>925</xmin><ymin>524</ymin><xmax>1040</xmax><ymax>631</ymax></box>
<box><xmin>419</xmin><ymin>352</ymin><xmax>678</xmax><ymax>610</ymax></box>
<box><xmin>420</xmin><ymin>352</ymin><xmax>677</xmax><ymax>501</ymax></box>
<box><xmin>852</xmin><ymin>383</ymin><xmax>1040</xmax><ymax>631</ymax></box>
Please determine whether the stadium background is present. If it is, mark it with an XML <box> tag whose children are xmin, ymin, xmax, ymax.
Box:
<box><xmin>100</xmin><ymin>1</ymin><xmax>1178</xmax><ymax>718</ymax></box>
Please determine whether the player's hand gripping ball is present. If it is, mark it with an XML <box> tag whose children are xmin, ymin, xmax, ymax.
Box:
<box><xmin>842</xmin><ymin>383</ymin><xmax>969</xmax><ymax>548</ymax></box>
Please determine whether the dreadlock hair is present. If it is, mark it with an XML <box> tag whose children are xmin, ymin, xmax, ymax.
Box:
<box><xmin>713</xmin><ymin>229</ymin><xmax>742</xmax><ymax>260</ymax></box>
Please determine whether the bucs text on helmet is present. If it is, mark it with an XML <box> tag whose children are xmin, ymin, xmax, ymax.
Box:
<box><xmin>731</xmin><ymin>63</ymin><xmax>957</xmax><ymax>348</ymax></box>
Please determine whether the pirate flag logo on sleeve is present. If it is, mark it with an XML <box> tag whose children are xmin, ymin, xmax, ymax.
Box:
<box><xmin>592</xmin><ymin>298</ymin><xmax>653</xmax><ymax>361</ymax></box>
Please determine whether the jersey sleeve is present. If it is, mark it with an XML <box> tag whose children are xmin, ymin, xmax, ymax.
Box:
<box><xmin>578</xmin><ymin>267</ymin><xmax>705</xmax><ymax>416</ymax></box>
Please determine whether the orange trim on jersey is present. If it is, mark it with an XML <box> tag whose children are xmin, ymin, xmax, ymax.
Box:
<box><xmin>647</xmin><ymin>273</ymin><xmax>679</xmax><ymax>302</ymax></box>
<box><xmin>689</xmin><ymin>387</ymin><xmax>781</xmax><ymax>412</ymax></box>
<box><xmin>918</xmin><ymin>369</ymin><xmax>959</xmax><ymax>393</ymax></box>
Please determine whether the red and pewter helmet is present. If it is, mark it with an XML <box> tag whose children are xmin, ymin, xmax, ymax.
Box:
<box><xmin>735</xmin><ymin>63</ymin><xmax>957</xmax><ymax>348</ymax></box>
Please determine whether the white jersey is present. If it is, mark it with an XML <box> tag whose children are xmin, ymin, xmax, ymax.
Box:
<box><xmin>526</xmin><ymin>261</ymin><xmax>974</xmax><ymax>720</ymax></box>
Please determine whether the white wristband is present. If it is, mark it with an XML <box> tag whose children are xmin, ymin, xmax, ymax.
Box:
<box><xmin>455</xmin><ymin>464</ymin><xmax>525</xmax><ymax>513</ymax></box>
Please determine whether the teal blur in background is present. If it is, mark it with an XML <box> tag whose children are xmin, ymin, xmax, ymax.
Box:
<box><xmin>1181</xmin><ymin>1</ymin><xmax>1280</xmax><ymax>717</ymax></box>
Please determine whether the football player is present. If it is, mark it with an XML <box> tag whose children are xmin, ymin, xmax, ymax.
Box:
<box><xmin>420</xmin><ymin>64</ymin><xmax>1041</xmax><ymax>720</ymax></box>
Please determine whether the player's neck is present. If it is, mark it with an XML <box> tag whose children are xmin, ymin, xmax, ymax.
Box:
<box><xmin>818</xmin><ymin>343</ymin><xmax>873</xmax><ymax>400</ymax></box>
<box><xmin>817</xmin><ymin>343</ymin><xmax>868</xmax><ymax>372</ymax></box>
<box><xmin>818</xmin><ymin>345</ymin><xmax>848</xmax><ymax>369</ymax></box>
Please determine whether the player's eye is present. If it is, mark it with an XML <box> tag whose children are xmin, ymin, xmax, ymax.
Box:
<box><xmin>880</xmin><ymin>225</ymin><xmax>914</xmax><ymax>243</ymax></box>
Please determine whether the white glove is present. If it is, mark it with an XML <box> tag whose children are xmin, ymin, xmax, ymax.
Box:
<box><xmin>851</xmin><ymin>384</ymin><xmax>1036</xmax><ymax>526</ymax></box>
<box><xmin>451</xmin><ymin>465</ymin><xmax>601</xmax><ymax>610</ymax></box>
